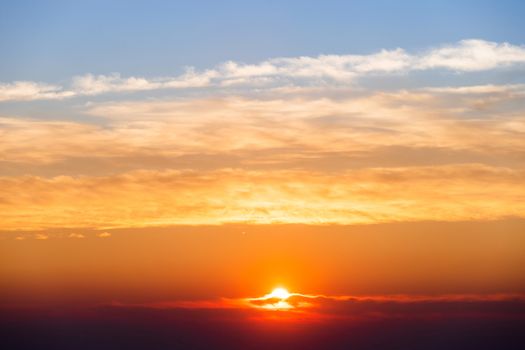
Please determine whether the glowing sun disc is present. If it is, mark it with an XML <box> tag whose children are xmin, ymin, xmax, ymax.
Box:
<box><xmin>268</xmin><ymin>287</ymin><xmax>291</xmax><ymax>300</ymax></box>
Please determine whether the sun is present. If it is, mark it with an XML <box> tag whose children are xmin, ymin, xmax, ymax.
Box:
<box><xmin>245</xmin><ymin>286</ymin><xmax>317</xmax><ymax>311</ymax></box>
<box><xmin>246</xmin><ymin>287</ymin><xmax>298</xmax><ymax>310</ymax></box>
<box><xmin>267</xmin><ymin>287</ymin><xmax>291</xmax><ymax>300</ymax></box>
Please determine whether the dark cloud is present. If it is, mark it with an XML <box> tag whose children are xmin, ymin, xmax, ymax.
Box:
<box><xmin>2</xmin><ymin>295</ymin><xmax>525</xmax><ymax>350</ymax></box>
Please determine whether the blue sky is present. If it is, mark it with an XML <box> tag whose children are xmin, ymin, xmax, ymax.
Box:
<box><xmin>1</xmin><ymin>0</ymin><xmax>524</xmax><ymax>81</ymax></box>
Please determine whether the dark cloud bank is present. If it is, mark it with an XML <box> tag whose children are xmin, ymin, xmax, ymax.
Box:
<box><xmin>2</xmin><ymin>296</ymin><xmax>525</xmax><ymax>350</ymax></box>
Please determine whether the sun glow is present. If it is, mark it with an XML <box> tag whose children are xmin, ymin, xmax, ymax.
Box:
<box><xmin>267</xmin><ymin>288</ymin><xmax>291</xmax><ymax>300</ymax></box>
<box><xmin>252</xmin><ymin>287</ymin><xmax>294</xmax><ymax>310</ymax></box>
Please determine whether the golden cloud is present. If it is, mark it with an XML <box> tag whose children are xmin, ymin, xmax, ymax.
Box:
<box><xmin>1</xmin><ymin>86</ymin><xmax>524</xmax><ymax>230</ymax></box>
<box><xmin>1</xmin><ymin>89</ymin><xmax>524</xmax><ymax>167</ymax></box>
<box><xmin>0</xmin><ymin>165</ymin><xmax>523</xmax><ymax>230</ymax></box>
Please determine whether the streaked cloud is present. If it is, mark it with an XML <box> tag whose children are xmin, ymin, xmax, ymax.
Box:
<box><xmin>2</xmin><ymin>86</ymin><xmax>524</xmax><ymax>166</ymax></box>
<box><xmin>114</xmin><ymin>293</ymin><xmax>525</xmax><ymax>321</ymax></box>
<box><xmin>0</xmin><ymin>81</ymin><xmax>75</xmax><ymax>102</ymax></box>
<box><xmin>71</xmin><ymin>69</ymin><xmax>213</xmax><ymax>95</ymax></box>
<box><xmin>1</xmin><ymin>39</ymin><xmax>524</xmax><ymax>230</ymax></box>
<box><xmin>1</xmin><ymin>39</ymin><xmax>524</xmax><ymax>102</ymax></box>
<box><xmin>245</xmin><ymin>293</ymin><xmax>525</xmax><ymax>318</ymax></box>
<box><xmin>0</xmin><ymin>165</ymin><xmax>523</xmax><ymax>230</ymax></box>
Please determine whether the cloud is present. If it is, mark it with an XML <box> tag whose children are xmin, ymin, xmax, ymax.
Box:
<box><xmin>0</xmin><ymin>81</ymin><xmax>75</xmax><ymax>102</ymax></box>
<box><xmin>71</xmin><ymin>74</ymin><xmax>159</xmax><ymax>95</ymax></box>
<box><xmin>0</xmin><ymin>86</ymin><xmax>523</xmax><ymax>231</ymax></box>
<box><xmin>2</xmin><ymin>85</ymin><xmax>521</xmax><ymax>167</ymax></box>
<box><xmin>0</xmin><ymin>165</ymin><xmax>524</xmax><ymax>230</ymax></box>
<box><xmin>247</xmin><ymin>293</ymin><xmax>525</xmax><ymax>320</ymax></box>
<box><xmin>417</xmin><ymin>39</ymin><xmax>525</xmax><ymax>71</ymax></box>
<box><xmin>117</xmin><ymin>293</ymin><xmax>525</xmax><ymax>321</ymax></box>
<box><xmin>3</xmin><ymin>295</ymin><xmax>525</xmax><ymax>350</ymax></box>
<box><xmin>1</xmin><ymin>39</ymin><xmax>524</xmax><ymax>101</ymax></box>
<box><xmin>68</xmin><ymin>233</ymin><xmax>85</xmax><ymax>239</ymax></box>
<box><xmin>2</xmin><ymin>296</ymin><xmax>524</xmax><ymax>350</ymax></box>
<box><xmin>423</xmin><ymin>83</ymin><xmax>525</xmax><ymax>94</ymax></box>
<box><xmin>71</xmin><ymin>69</ymin><xmax>213</xmax><ymax>95</ymax></box>
<box><xmin>0</xmin><ymin>42</ymin><xmax>524</xmax><ymax>230</ymax></box>
<box><xmin>96</xmin><ymin>232</ymin><xmax>111</xmax><ymax>238</ymax></box>
<box><xmin>34</xmin><ymin>233</ymin><xmax>49</xmax><ymax>240</ymax></box>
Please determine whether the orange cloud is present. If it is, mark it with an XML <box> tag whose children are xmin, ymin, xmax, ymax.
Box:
<box><xmin>1</xmin><ymin>86</ymin><xmax>524</xmax><ymax>231</ymax></box>
<box><xmin>0</xmin><ymin>165</ymin><xmax>523</xmax><ymax>230</ymax></box>
<box><xmin>1</xmin><ymin>87</ymin><xmax>524</xmax><ymax>167</ymax></box>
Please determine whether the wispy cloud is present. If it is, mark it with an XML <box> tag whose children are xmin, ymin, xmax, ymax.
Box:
<box><xmin>114</xmin><ymin>293</ymin><xmax>525</xmax><ymax>321</ymax></box>
<box><xmin>1</xmin><ymin>39</ymin><xmax>524</xmax><ymax>230</ymax></box>
<box><xmin>245</xmin><ymin>293</ymin><xmax>525</xmax><ymax>318</ymax></box>
<box><xmin>2</xmin><ymin>87</ymin><xmax>523</xmax><ymax>167</ymax></box>
<box><xmin>71</xmin><ymin>68</ymin><xmax>213</xmax><ymax>95</ymax></box>
<box><xmin>0</xmin><ymin>81</ymin><xmax>75</xmax><ymax>102</ymax></box>
<box><xmin>0</xmin><ymin>165</ymin><xmax>523</xmax><ymax>230</ymax></box>
<box><xmin>0</xmin><ymin>83</ymin><xmax>523</xmax><ymax>230</ymax></box>
<box><xmin>1</xmin><ymin>39</ymin><xmax>524</xmax><ymax>102</ymax></box>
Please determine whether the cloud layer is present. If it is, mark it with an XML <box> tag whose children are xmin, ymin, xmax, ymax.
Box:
<box><xmin>1</xmin><ymin>165</ymin><xmax>524</xmax><ymax>230</ymax></box>
<box><xmin>0</xmin><ymin>39</ymin><xmax>524</xmax><ymax>230</ymax></box>
<box><xmin>2</xmin><ymin>294</ymin><xmax>525</xmax><ymax>350</ymax></box>
<box><xmin>1</xmin><ymin>39</ymin><xmax>525</xmax><ymax>101</ymax></box>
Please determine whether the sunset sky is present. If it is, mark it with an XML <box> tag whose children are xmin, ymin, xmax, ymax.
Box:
<box><xmin>1</xmin><ymin>1</ymin><xmax>525</xmax><ymax>349</ymax></box>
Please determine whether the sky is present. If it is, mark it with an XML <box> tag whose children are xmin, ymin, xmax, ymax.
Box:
<box><xmin>1</xmin><ymin>0</ymin><xmax>525</xmax><ymax>80</ymax></box>
<box><xmin>1</xmin><ymin>1</ymin><xmax>525</xmax><ymax>349</ymax></box>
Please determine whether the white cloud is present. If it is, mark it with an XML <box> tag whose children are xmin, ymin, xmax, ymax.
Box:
<box><xmin>417</xmin><ymin>39</ymin><xmax>525</xmax><ymax>71</ymax></box>
<box><xmin>72</xmin><ymin>68</ymin><xmax>215</xmax><ymax>95</ymax></box>
<box><xmin>0</xmin><ymin>81</ymin><xmax>75</xmax><ymax>102</ymax></box>
<box><xmin>214</xmin><ymin>49</ymin><xmax>411</xmax><ymax>85</ymax></box>
<box><xmin>72</xmin><ymin>73</ymin><xmax>159</xmax><ymax>95</ymax></box>
<box><xmin>1</xmin><ymin>39</ymin><xmax>524</xmax><ymax>102</ymax></box>
<box><xmin>423</xmin><ymin>84</ymin><xmax>525</xmax><ymax>94</ymax></box>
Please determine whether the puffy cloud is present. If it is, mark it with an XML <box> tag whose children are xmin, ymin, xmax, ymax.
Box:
<box><xmin>71</xmin><ymin>74</ymin><xmax>159</xmax><ymax>95</ymax></box>
<box><xmin>1</xmin><ymin>39</ymin><xmax>524</xmax><ymax>101</ymax></box>
<box><xmin>71</xmin><ymin>68</ymin><xmax>213</xmax><ymax>95</ymax></box>
<box><xmin>0</xmin><ymin>81</ymin><xmax>75</xmax><ymax>102</ymax></box>
<box><xmin>417</xmin><ymin>39</ymin><xmax>525</xmax><ymax>71</ymax></box>
<box><xmin>96</xmin><ymin>232</ymin><xmax>111</xmax><ymax>238</ymax></box>
<box><xmin>68</xmin><ymin>233</ymin><xmax>85</xmax><ymax>239</ymax></box>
